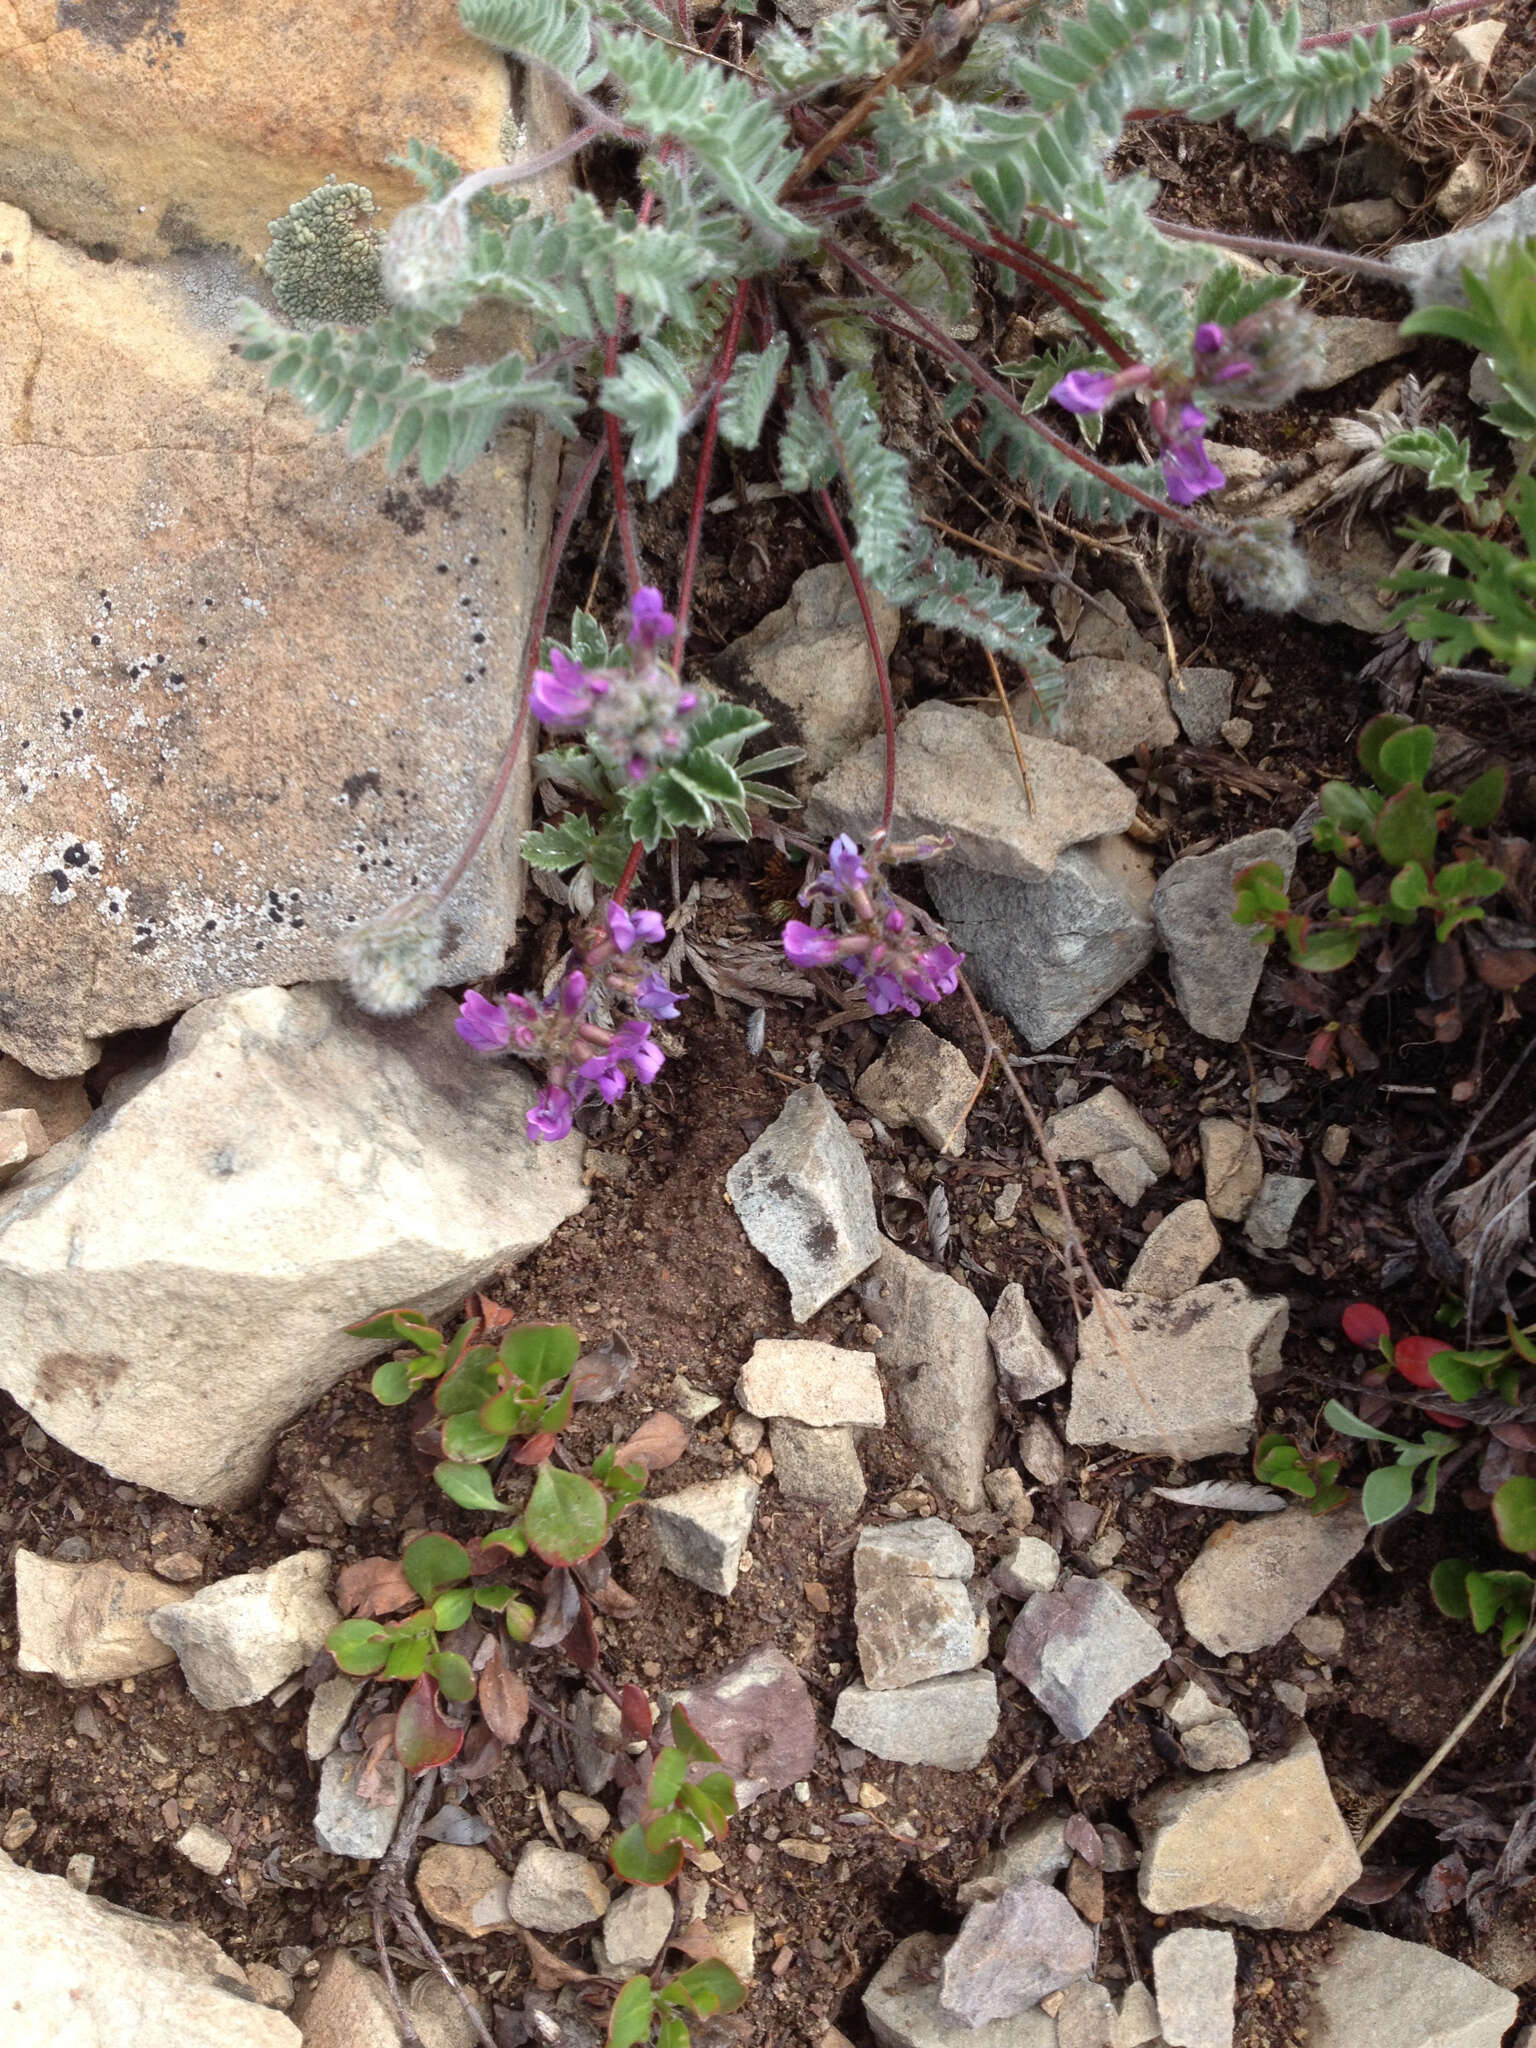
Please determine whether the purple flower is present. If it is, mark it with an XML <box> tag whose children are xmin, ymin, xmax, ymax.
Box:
<box><xmin>1160</xmin><ymin>410</ymin><xmax>1226</xmax><ymax>505</ymax></box>
<box><xmin>604</xmin><ymin>902</ymin><xmax>665</xmax><ymax>950</ymax></box>
<box><xmin>576</xmin><ymin>1051</ymin><xmax>629</xmax><ymax>1104</ymax></box>
<box><xmin>634</xmin><ymin>972</ymin><xmax>685</xmax><ymax>1019</ymax></box>
<box><xmin>527</xmin><ymin>1085</ymin><xmax>575</xmax><ymax>1142</ymax></box>
<box><xmin>860</xmin><ymin>969</ymin><xmax>914</xmax><ymax>1016</ymax></box>
<box><xmin>559</xmin><ymin>968</ymin><xmax>589</xmax><ymax>1017</ymax></box>
<box><xmin>908</xmin><ymin>943</ymin><xmax>963</xmax><ymax>1003</ymax></box>
<box><xmin>628</xmin><ymin>587</ymin><xmax>677</xmax><ymax>652</ymax></box>
<box><xmin>610</xmin><ymin>1018</ymin><xmax>663</xmax><ymax>1084</ymax></box>
<box><xmin>456</xmin><ymin>989</ymin><xmax>511</xmax><ymax>1053</ymax></box>
<box><xmin>1051</xmin><ymin>369</ymin><xmax>1119</xmax><ymax>415</ymax></box>
<box><xmin>827</xmin><ymin>835</ymin><xmax>871</xmax><ymax>893</ymax></box>
<box><xmin>1194</xmin><ymin>322</ymin><xmax>1225</xmax><ymax>355</ymax></box>
<box><xmin>783</xmin><ymin>919</ymin><xmax>845</xmax><ymax>968</ymax></box>
<box><xmin>530</xmin><ymin>647</ymin><xmax>601</xmax><ymax>727</ymax></box>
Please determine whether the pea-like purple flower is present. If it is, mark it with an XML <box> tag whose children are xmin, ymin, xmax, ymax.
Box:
<box><xmin>528</xmin><ymin>1086</ymin><xmax>576</xmax><ymax>1143</ymax></box>
<box><xmin>1051</xmin><ymin>369</ymin><xmax>1121</xmax><ymax>415</ymax></box>
<box><xmin>628</xmin><ymin>587</ymin><xmax>676</xmax><ymax>652</ymax></box>
<box><xmin>783</xmin><ymin>919</ymin><xmax>845</xmax><ymax>968</ymax></box>
<box><xmin>530</xmin><ymin>647</ymin><xmax>604</xmax><ymax>727</ymax></box>
<box><xmin>1159</xmin><ymin>405</ymin><xmax>1225</xmax><ymax>506</ymax></box>
<box><xmin>606</xmin><ymin>902</ymin><xmax>666</xmax><ymax>952</ymax></box>
<box><xmin>782</xmin><ymin>836</ymin><xmax>964</xmax><ymax>1020</ymax></box>
<box><xmin>456</xmin><ymin>988</ymin><xmax>512</xmax><ymax>1053</ymax></box>
<box><xmin>634</xmin><ymin>971</ymin><xmax>685</xmax><ymax>1019</ymax></box>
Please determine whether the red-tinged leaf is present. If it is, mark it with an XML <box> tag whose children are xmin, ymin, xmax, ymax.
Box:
<box><xmin>479</xmin><ymin>1648</ymin><xmax>531</xmax><ymax>1743</ymax></box>
<box><xmin>1421</xmin><ymin>1850</ymin><xmax>1468</xmax><ymax>1914</ymax></box>
<box><xmin>621</xmin><ymin>1684</ymin><xmax>654</xmax><ymax>1744</ymax></box>
<box><xmin>531</xmin><ymin>1566</ymin><xmax>581</xmax><ymax>1648</ymax></box>
<box><xmin>648</xmin><ymin>1746</ymin><xmax>689</xmax><ymax>1812</ymax></box>
<box><xmin>1393</xmin><ymin>1335</ymin><xmax>1453</xmax><ymax>1390</ymax></box>
<box><xmin>669</xmin><ymin>1704</ymin><xmax>722</xmax><ymax>1767</ymax></box>
<box><xmin>337</xmin><ymin>1557</ymin><xmax>416</xmax><ymax>1618</ymax></box>
<box><xmin>524</xmin><ymin>1465</ymin><xmax>609</xmax><ymax>1566</ymax></box>
<box><xmin>1306</xmin><ymin>1026</ymin><xmax>1339</xmax><ymax>1071</ymax></box>
<box><xmin>468</xmin><ymin>1292</ymin><xmax>517</xmax><ymax>1336</ymax></box>
<box><xmin>607</xmin><ymin>1975</ymin><xmax>656</xmax><ymax>2048</ymax></box>
<box><xmin>1492</xmin><ymin>1422</ymin><xmax>1536</xmax><ymax>1451</ymax></box>
<box><xmin>1475</xmin><ymin>948</ymin><xmax>1536</xmax><ymax>990</ymax></box>
<box><xmin>513</xmin><ymin>1431</ymin><xmax>559</xmax><ymax>1467</ymax></box>
<box><xmin>394</xmin><ymin>1676</ymin><xmax>464</xmax><ymax>1773</ymax></box>
<box><xmin>614</xmin><ymin>1411</ymin><xmax>689</xmax><ymax>1475</ymax></box>
<box><xmin>402</xmin><ymin>1533</ymin><xmax>473</xmax><ymax>1603</ymax></box>
<box><xmin>611</xmin><ymin>1822</ymin><xmax>685</xmax><ymax>1886</ymax></box>
<box><xmin>559</xmin><ymin>1596</ymin><xmax>600</xmax><ymax>1674</ymax></box>
<box><xmin>1341</xmin><ymin>1302</ymin><xmax>1390</xmax><ymax>1348</ymax></box>
<box><xmin>521</xmin><ymin>1929</ymin><xmax>602</xmax><ymax>1991</ymax></box>
<box><xmin>1343</xmin><ymin>1866</ymin><xmax>1416</xmax><ymax>1906</ymax></box>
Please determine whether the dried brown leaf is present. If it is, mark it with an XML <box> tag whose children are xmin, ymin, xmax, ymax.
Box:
<box><xmin>336</xmin><ymin>1557</ymin><xmax>416</xmax><ymax>1619</ymax></box>
<box><xmin>479</xmin><ymin>1646</ymin><xmax>531</xmax><ymax>1745</ymax></box>
<box><xmin>615</xmin><ymin>1410</ymin><xmax>689</xmax><ymax>1474</ymax></box>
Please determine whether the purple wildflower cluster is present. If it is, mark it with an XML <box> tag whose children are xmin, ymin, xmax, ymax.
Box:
<box><xmin>456</xmin><ymin>899</ymin><xmax>684</xmax><ymax>1142</ymax></box>
<box><xmin>530</xmin><ymin>588</ymin><xmax>699</xmax><ymax>781</ymax></box>
<box><xmin>1051</xmin><ymin>302</ymin><xmax>1320</xmax><ymax>509</ymax></box>
<box><xmin>782</xmin><ymin>835</ymin><xmax>963</xmax><ymax>1017</ymax></box>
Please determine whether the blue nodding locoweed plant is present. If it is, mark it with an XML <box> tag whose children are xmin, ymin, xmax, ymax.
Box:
<box><xmin>238</xmin><ymin>0</ymin><xmax>1464</xmax><ymax>1127</ymax></box>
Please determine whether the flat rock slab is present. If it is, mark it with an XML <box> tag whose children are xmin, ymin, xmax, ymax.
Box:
<box><xmin>673</xmin><ymin>1646</ymin><xmax>817</xmax><ymax>1805</ymax></box>
<box><xmin>806</xmin><ymin>700</ymin><xmax>1137</xmax><ymax>884</ymax></box>
<box><xmin>737</xmin><ymin>1338</ymin><xmax>885</xmax><ymax>1427</ymax></box>
<box><xmin>855</xmin><ymin>1019</ymin><xmax>977</xmax><ymax>1157</ymax></box>
<box><xmin>508</xmin><ymin>1843</ymin><xmax>609</xmax><ymax>1934</ymax></box>
<box><xmin>0</xmin><ymin>1845</ymin><xmax>299</xmax><ymax>2046</ymax></box>
<box><xmin>313</xmin><ymin>1749</ymin><xmax>403</xmax><ymax>1861</ymax></box>
<box><xmin>1125</xmin><ymin>1201</ymin><xmax>1221</xmax><ymax>1300</ymax></box>
<box><xmin>415</xmin><ymin>1844</ymin><xmax>514</xmax><ymax>1936</ymax></box>
<box><xmin>833</xmin><ymin>1670</ymin><xmax>999</xmax><ymax>1770</ymax></box>
<box><xmin>854</xmin><ymin>1520</ymin><xmax>987</xmax><ymax>1691</ymax></box>
<box><xmin>1045</xmin><ymin>657</ymin><xmax>1178</xmax><ymax>763</ymax></box>
<box><xmin>1046</xmin><ymin>1085</ymin><xmax>1170</xmax><ymax>1208</ymax></box>
<box><xmin>928</xmin><ymin>834</ymin><xmax>1156</xmax><ymax>1052</ymax></box>
<box><xmin>768</xmin><ymin>1418</ymin><xmax>867</xmax><ymax>1519</ymax></box>
<box><xmin>957</xmin><ymin>1812</ymin><xmax>1071</xmax><ymax>1905</ymax></box>
<box><xmin>647</xmin><ymin>1473</ymin><xmax>760</xmax><ymax>1596</ymax></box>
<box><xmin>726</xmin><ymin>1085</ymin><xmax>879</xmax><ymax>1323</ymax></box>
<box><xmin>1155</xmin><ymin>1928</ymin><xmax>1237</xmax><ymax>2048</ymax></box>
<box><xmin>1004</xmin><ymin>1572</ymin><xmax>1168</xmax><ymax>1741</ymax></box>
<box><xmin>0</xmin><ymin>206</ymin><xmax>557</xmax><ymax>1076</ymax></box>
<box><xmin>863</xmin><ymin>1240</ymin><xmax>997</xmax><ymax>1512</ymax></box>
<box><xmin>1176</xmin><ymin>1506</ymin><xmax>1368</xmax><ymax>1656</ymax></box>
<box><xmin>14</xmin><ymin>1551</ymin><xmax>181</xmax><ymax>1686</ymax></box>
<box><xmin>940</xmin><ymin>1878</ymin><xmax>1095</xmax><ymax>2026</ymax></box>
<box><xmin>1154</xmin><ymin>830</ymin><xmax>1297</xmax><ymax>1043</ymax></box>
<box><xmin>1135</xmin><ymin>1733</ymin><xmax>1362</xmax><ymax>1929</ymax></box>
<box><xmin>0</xmin><ymin>984</ymin><xmax>586</xmax><ymax>1504</ymax></box>
<box><xmin>1307</xmin><ymin>1927</ymin><xmax>1518</xmax><ymax>2048</ymax></box>
<box><xmin>148</xmin><ymin>1551</ymin><xmax>338</xmax><ymax>1710</ymax></box>
<box><xmin>1066</xmin><ymin>1281</ymin><xmax>1288</xmax><ymax>1461</ymax></box>
<box><xmin>865</xmin><ymin>1932</ymin><xmax>1056</xmax><ymax>2048</ymax></box>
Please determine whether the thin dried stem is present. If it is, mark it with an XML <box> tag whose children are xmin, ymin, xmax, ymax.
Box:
<box><xmin>983</xmin><ymin>645</ymin><xmax>1035</xmax><ymax>812</ymax></box>
<box><xmin>816</xmin><ymin>484</ymin><xmax>898</xmax><ymax>840</ymax></box>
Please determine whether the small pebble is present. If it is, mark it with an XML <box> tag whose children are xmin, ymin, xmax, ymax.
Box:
<box><xmin>3</xmin><ymin>1809</ymin><xmax>37</xmax><ymax>1852</ymax></box>
<box><xmin>729</xmin><ymin>1414</ymin><xmax>766</xmax><ymax>1457</ymax></box>
<box><xmin>65</xmin><ymin>1854</ymin><xmax>95</xmax><ymax>1891</ymax></box>
<box><xmin>1320</xmin><ymin>1125</ymin><xmax>1350</xmax><ymax>1167</ymax></box>
<box><xmin>1220</xmin><ymin>717</ymin><xmax>1253</xmax><ymax>751</ymax></box>
<box><xmin>176</xmin><ymin>1823</ymin><xmax>234</xmax><ymax>1877</ymax></box>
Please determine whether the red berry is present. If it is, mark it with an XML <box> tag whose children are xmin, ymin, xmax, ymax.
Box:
<box><xmin>1341</xmin><ymin>1302</ymin><xmax>1391</xmax><ymax>1348</ymax></box>
<box><xmin>1393</xmin><ymin>1335</ymin><xmax>1452</xmax><ymax>1390</ymax></box>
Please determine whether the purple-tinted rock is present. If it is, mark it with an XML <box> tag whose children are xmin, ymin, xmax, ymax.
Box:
<box><xmin>1003</xmin><ymin>1573</ymin><xmax>1168</xmax><ymax>1741</ymax></box>
<box><xmin>939</xmin><ymin>1877</ymin><xmax>1095</xmax><ymax>2026</ymax></box>
<box><xmin>672</xmin><ymin>1646</ymin><xmax>816</xmax><ymax>1806</ymax></box>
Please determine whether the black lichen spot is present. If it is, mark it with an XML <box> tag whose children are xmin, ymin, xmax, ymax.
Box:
<box><xmin>62</xmin><ymin>843</ymin><xmax>88</xmax><ymax>867</ymax></box>
<box><xmin>379</xmin><ymin>488</ymin><xmax>426</xmax><ymax>536</ymax></box>
<box><xmin>341</xmin><ymin>770</ymin><xmax>381</xmax><ymax>807</ymax></box>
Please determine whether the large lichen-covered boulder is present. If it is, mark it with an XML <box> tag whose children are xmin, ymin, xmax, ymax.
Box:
<box><xmin>0</xmin><ymin>985</ymin><xmax>587</xmax><ymax>1505</ymax></box>
<box><xmin>0</xmin><ymin>0</ymin><xmax>511</xmax><ymax>264</ymax></box>
<box><xmin>0</xmin><ymin>205</ymin><xmax>558</xmax><ymax>1075</ymax></box>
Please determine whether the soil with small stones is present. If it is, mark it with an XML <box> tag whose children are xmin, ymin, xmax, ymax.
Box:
<box><xmin>6</xmin><ymin>11</ymin><xmax>1536</xmax><ymax>2047</ymax></box>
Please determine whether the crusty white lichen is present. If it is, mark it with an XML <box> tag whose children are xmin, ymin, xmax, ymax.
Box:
<box><xmin>265</xmin><ymin>175</ymin><xmax>386</xmax><ymax>327</ymax></box>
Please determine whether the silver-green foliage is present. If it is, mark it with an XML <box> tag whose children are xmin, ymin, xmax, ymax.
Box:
<box><xmin>238</xmin><ymin>0</ymin><xmax>1406</xmax><ymax>668</ymax></box>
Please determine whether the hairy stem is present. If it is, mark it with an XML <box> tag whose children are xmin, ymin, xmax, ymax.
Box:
<box><xmin>1153</xmin><ymin>215</ymin><xmax>1407</xmax><ymax>286</ymax></box>
<box><xmin>673</xmin><ymin>279</ymin><xmax>752</xmax><ymax>667</ymax></box>
<box><xmin>828</xmin><ymin>237</ymin><xmax>1210</xmax><ymax>539</ymax></box>
<box><xmin>611</xmin><ymin>838</ymin><xmax>647</xmax><ymax>907</ymax></box>
<box><xmin>433</xmin><ymin>437</ymin><xmax>606</xmax><ymax>909</ymax></box>
<box><xmin>449</xmin><ymin>126</ymin><xmax>603</xmax><ymax>208</ymax></box>
<box><xmin>816</xmin><ymin>484</ymin><xmax>898</xmax><ymax>840</ymax></box>
<box><xmin>1298</xmin><ymin>0</ymin><xmax>1495</xmax><ymax>48</ymax></box>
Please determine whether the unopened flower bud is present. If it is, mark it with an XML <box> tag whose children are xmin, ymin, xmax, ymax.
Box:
<box><xmin>1200</xmin><ymin>301</ymin><xmax>1322</xmax><ymax>412</ymax></box>
<box><xmin>1202</xmin><ymin>518</ymin><xmax>1311</xmax><ymax>614</ymax></box>
<box><xmin>381</xmin><ymin>201</ymin><xmax>471</xmax><ymax>311</ymax></box>
<box><xmin>340</xmin><ymin>894</ymin><xmax>445</xmax><ymax>1015</ymax></box>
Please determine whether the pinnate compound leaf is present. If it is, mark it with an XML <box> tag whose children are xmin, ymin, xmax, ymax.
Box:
<box><xmin>402</xmin><ymin>1532</ymin><xmax>473</xmax><ymax>1602</ymax></box>
<box><xmin>607</xmin><ymin>1975</ymin><xmax>656</xmax><ymax>2048</ymax></box>
<box><xmin>524</xmin><ymin>1465</ymin><xmax>609</xmax><ymax>1565</ymax></box>
<box><xmin>394</xmin><ymin>1675</ymin><xmax>464</xmax><ymax>1772</ymax></box>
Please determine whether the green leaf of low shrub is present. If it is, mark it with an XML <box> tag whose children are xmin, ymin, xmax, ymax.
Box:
<box><xmin>663</xmin><ymin>1959</ymin><xmax>748</xmax><ymax>2019</ymax></box>
<box><xmin>384</xmin><ymin>1633</ymin><xmax>433</xmax><ymax>1681</ymax></box>
<box><xmin>431</xmin><ymin>1588</ymin><xmax>474</xmax><ymax>1631</ymax></box>
<box><xmin>611</xmin><ymin>1821</ymin><xmax>685</xmax><ymax>1886</ymax></box>
<box><xmin>402</xmin><ymin>1532</ymin><xmax>473</xmax><ymax>1602</ymax></box>
<box><xmin>1292</xmin><ymin>926</ymin><xmax>1359</xmax><ymax>972</ymax></box>
<box><xmin>440</xmin><ymin>1411</ymin><xmax>509</xmax><ymax>1463</ymax></box>
<box><xmin>500</xmin><ymin>1322</ymin><xmax>581</xmax><ymax>1391</ymax></box>
<box><xmin>1389</xmin><ymin>861</ymin><xmax>1431</xmax><ymax>913</ymax></box>
<box><xmin>348</xmin><ymin>1308</ymin><xmax>441</xmax><ymax>1349</ymax></box>
<box><xmin>669</xmin><ymin>1704</ymin><xmax>722</xmax><ymax>1766</ymax></box>
<box><xmin>524</xmin><ymin>1465</ymin><xmax>609</xmax><ymax>1565</ymax></box>
<box><xmin>434</xmin><ymin>1462</ymin><xmax>503</xmax><ymax>1512</ymax></box>
<box><xmin>427</xmin><ymin>1650</ymin><xmax>477</xmax><ymax>1703</ymax></box>
<box><xmin>371</xmin><ymin>1357</ymin><xmax>416</xmax><ymax>1405</ymax></box>
<box><xmin>1430</xmin><ymin>1557</ymin><xmax>1472</xmax><ymax>1620</ymax></box>
<box><xmin>1494</xmin><ymin>1475</ymin><xmax>1536</xmax><ymax>1554</ymax></box>
<box><xmin>607</xmin><ymin>1975</ymin><xmax>656</xmax><ymax>2048</ymax></box>
<box><xmin>327</xmin><ymin>1618</ymin><xmax>391</xmax><ymax>1675</ymax></box>
<box><xmin>1358</xmin><ymin>711</ymin><xmax>1413</xmax><ymax>785</ymax></box>
<box><xmin>1361</xmin><ymin>1461</ymin><xmax>1415</xmax><ymax>1526</ymax></box>
<box><xmin>1374</xmin><ymin>787</ymin><xmax>1439</xmax><ymax>868</ymax></box>
<box><xmin>1454</xmin><ymin>765</ymin><xmax>1507</xmax><ymax>829</ymax></box>
<box><xmin>1327</xmin><ymin>867</ymin><xmax>1359</xmax><ymax>911</ymax></box>
<box><xmin>648</xmin><ymin>1745</ymin><xmax>689</xmax><ymax>1812</ymax></box>
<box><xmin>394</xmin><ymin>1674</ymin><xmax>464</xmax><ymax>1772</ymax></box>
<box><xmin>1318</xmin><ymin>781</ymin><xmax>1378</xmax><ymax>837</ymax></box>
<box><xmin>1375</xmin><ymin>722</ymin><xmax>1435</xmax><ymax>793</ymax></box>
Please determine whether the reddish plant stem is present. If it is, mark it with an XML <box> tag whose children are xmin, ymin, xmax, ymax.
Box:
<box><xmin>1298</xmin><ymin>0</ymin><xmax>1493</xmax><ymax>47</ymax></box>
<box><xmin>611</xmin><ymin>838</ymin><xmax>646</xmax><ymax>907</ymax></box>
<box><xmin>433</xmin><ymin>438</ymin><xmax>606</xmax><ymax>906</ymax></box>
<box><xmin>815</xmin><ymin>484</ymin><xmax>898</xmax><ymax>841</ymax></box>
<box><xmin>603</xmin><ymin>335</ymin><xmax>643</xmax><ymax>597</ymax></box>
<box><xmin>673</xmin><ymin>278</ymin><xmax>752</xmax><ymax>668</ymax></box>
<box><xmin>985</xmin><ymin>223</ymin><xmax>1108</xmax><ymax>300</ymax></box>
<box><xmin>828</xmin><ymin>236</ymin><xmax>1210</xmax><ymax>539</ymax></box>
<box><xmin>1154</xmin><ymin>214</ymin><xmax>1406</xmax><ymax>285</ymax></box>
<box><xmin>909</xmin><ymin>203</ymin><xmax>1132</xmax><ymax>366</ymax></box>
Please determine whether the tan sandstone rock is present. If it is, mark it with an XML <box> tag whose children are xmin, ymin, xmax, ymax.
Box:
<box><xmin>0</xmin><ymin>0</ymin><xmax>512</xmax><ymax>264</ymax></box>
<box><xmin>14</xmin><ymin>1551</ymin><xmax>182</xmax><ymax>1685</ymax></box>
<box><xmin>0</xmin><ymin>203</ymin><xmax>558</xmax><ymax>1075</ymax></box>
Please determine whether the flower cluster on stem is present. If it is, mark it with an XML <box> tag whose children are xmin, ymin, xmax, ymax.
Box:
<box><xmin>531</xmin><ymin>587</ymin><xmax>699</xmax><ymax>781</ymax></box>
<box><xmin>782</xmin><ymin>835</ymin><xmax>963</xmax><ymax>1016</ymax></box>
<box><xmin>456</xmin><ymin>900</ymin><xmax>684</xmax><ymax>1142</ymax></box>
<box><xmin>1052</xmin><ymin>301</ymin><xmax>1320</xmax><ymax>507</ymax></box>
